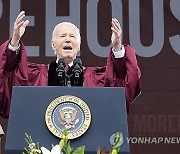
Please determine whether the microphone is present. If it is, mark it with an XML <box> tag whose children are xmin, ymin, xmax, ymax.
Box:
<box><xmin>56</xmin><ymin>58</ymin><xmax>65</xmax><ymax>86</ymax></box>
<box><xmin>72</xmin><ymin>58</ymin><xmax>83</xmax><ymax>86</ymax></box>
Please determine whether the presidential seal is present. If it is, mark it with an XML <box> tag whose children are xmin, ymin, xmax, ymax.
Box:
<box><xmin>45</xmin><ymin>95</ymin><xmax>91</xmax><ymax>139</ymax></box>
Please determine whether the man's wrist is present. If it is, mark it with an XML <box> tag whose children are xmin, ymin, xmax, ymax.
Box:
<box><xmin>113</xmin><ymin>45</ymin><xmax>123</xmax><ymax>52</ymax></box>
<box><xmin>8</xmin><ymin>42</ymin><xmax>20</xmax><ymax>53</ymax></box>
<box><xmin>9</xmin><ymin>42</ymin><xmax>19</xmax><ymax>47</ymax></box>
<box><xmin>10</xmin><ymin>36</ymin><xmax>20</xmax><ymax>47</ymax></box>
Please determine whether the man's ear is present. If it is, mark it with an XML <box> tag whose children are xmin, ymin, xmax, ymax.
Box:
<box><xmin>51</xmin><ymin>41</ymin><xmax>56</xmax><ymax>50</ymax></box>
<box><xmin>78</xmin><ymin>44</ymin><xmax>81</xmax><ymax>51</ymax></box>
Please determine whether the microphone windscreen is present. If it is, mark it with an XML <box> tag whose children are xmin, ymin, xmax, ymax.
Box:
<box><xmin>58</xmin><ymin>58</ymin><xmax>65</xmax><ymax>66</ymax></box>
<box><xmin>73</xmin><ymin>58</ymin><xmax>82</xmax><ymax>66</ymax></box>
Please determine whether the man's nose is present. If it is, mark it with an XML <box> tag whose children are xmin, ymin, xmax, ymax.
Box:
<box><xmin>65</xmin><ymin>36</ymin><xmax>71</xmax><ymax>42</ymax></box>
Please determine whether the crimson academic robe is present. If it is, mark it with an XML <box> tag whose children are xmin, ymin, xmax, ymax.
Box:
<box><xmin>0</xmin><ymin>39</ymin><xmax>141</xmax><ymax>118</ymax></box>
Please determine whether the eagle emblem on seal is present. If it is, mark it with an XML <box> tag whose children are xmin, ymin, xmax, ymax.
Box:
<box><xmin>59</xmin><ymin>107</ymin><xmax>79</xmax><ymax>129</ymax></box>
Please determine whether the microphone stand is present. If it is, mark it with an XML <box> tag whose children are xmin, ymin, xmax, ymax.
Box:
<box><xmin>72</xmin><ymin>58</ymin><xmax>83</xmax><ymax>86</ymax></box>
<box><xmin>57</xmin><ymin>58</ymin><xmax>83</xmax><ymax>87</ymax></box>
<box><xmin>73</xmin><ymin>65</ymin><xmax>82</xmax><ymax>86</ymax></box>
<box><xmin>56</xmin><ymin>58</ymin><xmax>65</xmax><ymax>86</ymax></box>
<box><xmin>65</xmin><ymin>73</ymin><xmax>73</xmax><ymax>87</ymax></box>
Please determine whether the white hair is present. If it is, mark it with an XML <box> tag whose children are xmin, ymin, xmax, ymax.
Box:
<box><xmin>51</xmin><ymin>22</ymin><xmax>81</xmax><ymax>45</ymax></box>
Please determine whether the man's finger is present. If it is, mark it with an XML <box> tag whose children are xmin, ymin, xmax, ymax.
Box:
<box><xmin>16</xmin><ymin>11</ymin><xmax>25</xmax><ymax>21</ymax></box>
<box><xmin>17</xmin><ymin>21</ymin><xmax>24</xmax><ymax>29</ymax></box>
<box><xmin>23</xmin><ymin>20</ymin><xmax>29</xmax><ymax>28</ymax></box>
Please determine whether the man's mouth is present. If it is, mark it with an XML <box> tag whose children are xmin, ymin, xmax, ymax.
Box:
<box><xmin>63</xmin><ymin>46</ymin><xmax>72</xmax><ymax>52</ymax></box>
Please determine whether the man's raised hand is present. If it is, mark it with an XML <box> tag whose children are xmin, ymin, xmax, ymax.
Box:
<box><xmin>11</xmin><ymin>11</ymin><xmax>29</xmax><ymax>46</ymax></box>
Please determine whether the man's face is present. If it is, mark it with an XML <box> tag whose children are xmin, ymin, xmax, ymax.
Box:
<box><xmin>51</xmin><ymin>24</ymin><xmax>80</xmax><ymax>63</ymax></box>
